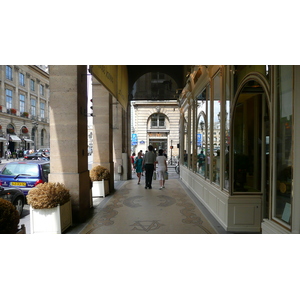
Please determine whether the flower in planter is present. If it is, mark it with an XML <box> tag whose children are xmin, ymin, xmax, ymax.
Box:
<box><xmin>90</xmin><ymin>165</ymin><xmax>110</xmax><ymax>181</ymax></box>
<box><xmin>27</xmin><ymin>182</ymin><xmax>71</xmax><ymax>209</ymax></box>
<box><xmin>10</xmin><ymin>108</ymin><xmax>17</xmax><ymax>114</ymax></box>
<box><xmin>7</xmin><ymin>128</ymin><xmax>15</xmax><ymax>134</ymax></box>
<box><xmin>0</xmin><ymin>198</ymin><xmax>20</xmax><ymax>234</ymax></box>
<box><xmin>22</xmin><ymin>127</ymin><xmax>28</xmax><ymax>134</ymax></box>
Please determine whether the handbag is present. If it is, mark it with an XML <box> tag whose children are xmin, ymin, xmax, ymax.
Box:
<box><xmin>165</xmin><ymin>171</ymin><xmax>168</xmax><ymax>180</ymax></box>
<box><xmin>153</xmin><ymin>171</ymin><xmax>156</xmax><ymax>180</ymax></box>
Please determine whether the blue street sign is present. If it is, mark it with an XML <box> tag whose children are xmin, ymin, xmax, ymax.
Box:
<box><xmin>197</xmin><ymin>133</ymin><xmax>202</xmax><ymax>147</ymax></box>
<box><xmin>132</xmin><ymin>134</ymin><xmax>138</xmax><ymax>145</ymax></box>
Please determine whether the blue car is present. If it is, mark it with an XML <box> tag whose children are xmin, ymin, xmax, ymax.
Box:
<box><xmin>0</xmin><ymin>161</ymin><xmax>50</xmax><ymax>196</ymax></box>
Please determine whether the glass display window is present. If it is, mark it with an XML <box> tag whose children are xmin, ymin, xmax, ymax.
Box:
<box><xmin>224</xmin><ymin>67</ymin><xmax>231</xmax><ymax>191</ymax></box>
<box><xmin>212</xmin><ymin>73</ymin><xmax>221</xmax><ymax>185</ymax></box>
<box><xmin>196</xmin><ymin>87</ymin><xmax>209</xmax><ymax>178</ymax></box>
<box><xmin>232</xmin><ymin>80</ymin><xmax>269</xmax><ymax>195</ymax></box>
<box><xmin>273</xmin><ymin>65</ymin><xmax>293</xmax><ymax>227</ymax></box>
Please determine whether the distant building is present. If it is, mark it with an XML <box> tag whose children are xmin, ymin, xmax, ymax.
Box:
<box><xmin>0</xmin><ymin>65</ymin><xmax>50</xmax><ymax>157</ymax></box>
<box><xmin>131</xmin><ymin>72</ymin><xmax>180</xmax><ymax>160</ymax></box>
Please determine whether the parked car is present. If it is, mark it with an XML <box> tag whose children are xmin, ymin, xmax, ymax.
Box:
<box><xmin>0</xmin><ymin>186</ymin><xmax>26</xmax><ymax>216</ymax></box>
<box><xmin>23</xmin><ymin>151</ymin><xmax>50</xmax><ymax>161</ymax></box>
<box><xmin>37</xmin><ymin>148</ymin><xmax>50</xmax><ymax>153</ymax></box>
<box><xmin>0</xmin><ymin>161</ymin><xmax>50</xmax><ymax>197</ymax></box>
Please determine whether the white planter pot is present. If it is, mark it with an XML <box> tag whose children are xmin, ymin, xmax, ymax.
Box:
<box><xmin>30</xmin><ymin>201</ymin><xmax>72</xmax><ymax>234</ymax></box>
<box><xmin>92</xmin><ymin>180</ymin><xmax>109</xmax><ymax>197</ymax></box>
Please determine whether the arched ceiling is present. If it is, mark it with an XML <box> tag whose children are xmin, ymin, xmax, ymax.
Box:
<box><xmin>127</xmin><ymin>65</ymin><xmax>188</xmax><ymax>100</ymax></box>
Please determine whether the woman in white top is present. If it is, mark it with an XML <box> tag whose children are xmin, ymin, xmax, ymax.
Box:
<box><xmin>155</xmin><ymin>149</ymin><xmax>168</xmax><ymax>190</ymax></box>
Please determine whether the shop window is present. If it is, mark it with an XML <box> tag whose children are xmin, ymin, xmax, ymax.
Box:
<box><xmin>190</xmin><ymin>102</ymin><xmax>194</xmax><ymax>170</ymax></box>
<box><xmin>196</xmin><ymin>89</ymin><xmax>207</xmax><ymax>177</ymax></box>
<box><xmin>206</xmin><ymin>85</ymin><xmax>211</xmax><ymax>180</ymax></box>
<box><xmin>212</xmin><ymin>73</ymin><xmax>221</xmax><ymax>185</ymax></box>
<box><xmin>223</xmin><ymin>67</ymin><xmax>231</xmax><ymax>191</ymax></box>
<box><xmin>233</xmin><ymin>80</ymin><xmax>268</xmax><ymax>193</ymax></box>
<box><xmin>183</xmin><ymin>110</ymin><xmax>189</xmax><ymax>167</ymax></box>
<box><xmin>274</xmin><ymin>66</ymin><xmax>293</xmax><ymax>226</ymax></box>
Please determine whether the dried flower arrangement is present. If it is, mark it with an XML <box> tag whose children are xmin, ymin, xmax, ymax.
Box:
<box><xmin>27</xmin><ymin>182</ymin><xmax>71</xmax><ymax>209</ymax></box>
<box><xmin>0</xmin><ymin>198</ymin><xmax>20</xmax><ymax>234</ymax></box>
<box><xmin>90</xmin><ymin>165</ymin><xmax>110</xmax><ymax>181</ymax></box>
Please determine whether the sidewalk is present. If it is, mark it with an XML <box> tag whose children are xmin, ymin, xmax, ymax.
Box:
<box><xmin>66</xmin><ymin>176</ymin><xmax>227</xmax><ymax>234</ymax></box>
<box><xmin>17</xmin><ymin>165</ymin><xmax>227</xmax><ymax>234</ymax></box>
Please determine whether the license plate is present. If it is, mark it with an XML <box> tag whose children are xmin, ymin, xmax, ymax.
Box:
<box><xmin>11</xmin><ymin>182</ymin><xmax>26</xmax><ymax>186</ymax></box>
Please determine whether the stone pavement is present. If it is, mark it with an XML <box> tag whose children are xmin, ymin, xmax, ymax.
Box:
<box><xmin>76</xmin><ymin>177</ymin><xmax>221</xmax><ymax>234</ymax></box>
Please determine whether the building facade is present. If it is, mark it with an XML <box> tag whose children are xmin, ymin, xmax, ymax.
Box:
<box><xmin>179</xmin><ymin>65</ymin><xmax>297</xmax><ymax>234</ymax></box>
<box><xmin>131</xmin><ymin>71</ymin><xmax>180</xmax><ymax>160</ymax></box>
<box><xmin>131</xmin><ymin>100</ymin><xmax>180</xmax><ymax>159</ymax></box>
<box><xmin>0</xmin><ymin>65</ymin><xmax>50</xmax><ymax>157</ymax></box>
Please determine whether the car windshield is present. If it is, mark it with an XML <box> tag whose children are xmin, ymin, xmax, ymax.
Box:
<box><xmin>2</xmin><ymin>163</ymin><xmax>39</xmax><ymax>177</ymax></box>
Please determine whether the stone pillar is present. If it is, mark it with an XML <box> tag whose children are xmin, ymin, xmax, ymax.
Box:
<box><xmin>92</xmin><ymin>80</ymin><xmax>114</xmax><ymax>192</ymax></box>
<box><xmin>112</xmin><ymin>100</ymin><xmax>123</xmax><ymax>180</ymax></box>
<box><xmin>49</xmin><ymin>65</ymin><xmax>91</xmax><ymax>223</ymax></box>
<box><xmin>124</xmin><ymin>104</ymin><xmax>131</xmax><ymax>180</ymax></box>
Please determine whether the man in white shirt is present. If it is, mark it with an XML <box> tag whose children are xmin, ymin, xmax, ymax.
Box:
<box><xmin>142</xmin><ymin>145</ymin><xmax>156</xmax><ymax>189</ymax></box>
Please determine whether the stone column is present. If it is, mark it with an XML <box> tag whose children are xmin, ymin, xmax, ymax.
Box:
<box><xmin>49</xmin><ymin>65</ymin><xmax>91</xmax><ymax>223</ymax></box>
<box><xmin>112</xmin><ymin>100</ymin><xmax>123</xmax><ymax>180</ymax></box>
<box><xmin>92</xmin><ymin>80</ymin><xmax>114</xmax><ymax>191</ymax></box>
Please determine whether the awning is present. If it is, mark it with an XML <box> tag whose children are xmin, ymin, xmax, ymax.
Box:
<box><xmin>24</xmin><ymin>138</ymin><xmax>34</xmax><ymax>143</ymax></box>
<box><xmin>0</xmin><ymin>137</ymin><xmax>6</xmax><ymax>141</ymax></box>
<box><xmin>90</xmin><ymin>65</ymin><xmax>128</xmax><ymax>111</ymax></box>
<box><xmin>9</xmin><ymin>135</ymin><xmax>22</xmax><ymax>142</ymax></box>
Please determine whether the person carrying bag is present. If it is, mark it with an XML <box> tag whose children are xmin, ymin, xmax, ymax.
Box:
<box><xmin>155</xmin><ymin>149</ymin><xmax>168</xmax><ymax>190</ymax></box>
<box><xmin>142</xmin><ymin>145</ymin><xmax>156</xmax><ymax>189</ymax></box>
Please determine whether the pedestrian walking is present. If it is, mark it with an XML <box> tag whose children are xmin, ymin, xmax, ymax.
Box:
<box><xmin>134</xmin><ymin>152</ymin><xmax>143</xmax><ymax>184</ymax></box>
<box><xmin>155</xmin><ymin>149</ymin><xmax>168</xmax><ymax>190</ymax></box>
<box><xmin>139</xmin><ymin>150</ymin><xmax>144</xmax><ymax>176</ymax></box>
<box><xmin>142</xmin><ymin>145</ymin><xmax>156</xmax><ymax>189</ymax></box>
<box><xmin>131</xmin><ymin>152</ymin><xmax>136</xmax><ymax>172</ymax></box>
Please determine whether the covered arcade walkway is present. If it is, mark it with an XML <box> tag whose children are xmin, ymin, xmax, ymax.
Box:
<box><xmin>66</xmin><ymin>170</ymin><xmax>225</xmax><ymax>234</ymax></box>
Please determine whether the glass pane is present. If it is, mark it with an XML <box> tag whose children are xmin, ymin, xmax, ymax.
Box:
<box><xmin>206</xmin><ymin>86</ymin><xmax>211</xmax><ymax>180</ymax></box>
<box><xmin>212</xmin><ymin>74</ymin><xmax>221</xmax><ymax>185</ymax></box>
<box><xmin>159</xmin><ymin>115</ymin><xmax>165</xmax><ymax>127</ymax></box>
<box><xmin>189</xmin><ymin>102</ymin><xmax>194</xmax><ymax>170</ymax></box>
<box><xmin>233</xmin><ymin>81</ymin><xmax>262</xmax><ymax>192</ymax></box>
<box><xmin>196</xmin><ymin>88</ymin><xmax>209</xmax><ymax>178</ymax></box>
<box><xmin>183</xmin><ymin>110</ymin><xmax>188</xmax><ymax>167</ymax></box>
<box><xmin>274</xmin><ymin>66</ymin><xmax>293</xmax><ymax>225</ymax></box>
<box><xmin>197</xmin><ymin>114</ymin><xmax>206</xmax><ymax>176</ymax></box>
<box><xmin>224</xmin><ymin>68</ymin><xmax>231</xmax><ymax>190</ymax></box>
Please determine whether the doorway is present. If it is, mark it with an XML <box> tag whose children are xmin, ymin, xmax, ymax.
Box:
<box><xmin>149</xmin><ymin>139</ymin><xmax>167</xmax><ymax>152</ymax></box>
<box><xmin>232</xmin><ymin>80</ymin><xmax>270</xmax><ymax>219</ymax></box>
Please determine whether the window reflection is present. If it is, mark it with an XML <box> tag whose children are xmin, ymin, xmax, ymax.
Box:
<box><xmin>233</xmin><ymin>81</ymin><xmax>264</xmax><ymax>193</ymax></box>
<box><xmin>212</xmin><ymin>74</ymin><xmax>221</xmax><ymax>185</ymax></box>
<box><xmin>274</xmin><ymin>66</ymin><xmax>293</xmax><ymax>225</ymax></box>
<box><xmin>224</xmin><ymin>67</ymin><xmax>231</xmax><ymax>191</ymax></box>
<box><xmin>196</xmin><ymin>86</ymin><xmax>210</xmax><ymax>178</ymax></box>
